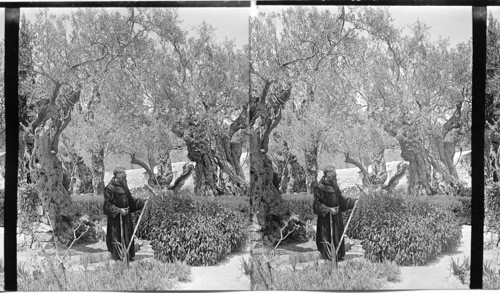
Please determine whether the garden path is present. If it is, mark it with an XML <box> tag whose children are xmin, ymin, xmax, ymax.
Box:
<box><xmin>386</xmin><ymin>225</ymin><xmax>471</xmax><ymax>290</ymax></box>
<box><xmin>175</xmin><ymin>249</ymin><xmax>251</xmax><ymax>290</ymax></box>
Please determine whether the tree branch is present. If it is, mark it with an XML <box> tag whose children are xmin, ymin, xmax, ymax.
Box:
<box><xmin>130</xmin><ymin>153</ymin><xmax>155</xmax><ymax>178</ymax></box>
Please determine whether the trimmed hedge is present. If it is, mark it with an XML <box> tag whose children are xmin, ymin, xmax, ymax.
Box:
<box><xmin>133</xmin><ymin>194</ymin><xmax>248</xmax><ymax>266</ymax></box>
<box><xmin>346</xmin><ymin>193</ymin><xmax>462</xmax><ymax>266</ymax></box>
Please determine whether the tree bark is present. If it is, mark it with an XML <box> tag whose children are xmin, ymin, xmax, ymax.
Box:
<box><xmin>91</xmin><ymin>148</ymin><xmax>105</xmax><ymax>196</ymax></box>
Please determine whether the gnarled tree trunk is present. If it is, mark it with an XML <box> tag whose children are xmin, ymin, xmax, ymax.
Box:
<box><xmin>172</xmin><ymin>108</ymin><xmax>248</xmax><ymax>196</ymax></box>
<box><xmin>398</xmin><ymin>136</ymin><xmax>435</xmax><ymax>195</ymax></box>
<box><xmin>27</xmin><ymin>85</ymin><xmax>81</xmax><ymax>244</ymax></box>
<box><xmin>250</xmin><ymin>83</ymin><xmax>292</xmax><ymax>244</ymax></box>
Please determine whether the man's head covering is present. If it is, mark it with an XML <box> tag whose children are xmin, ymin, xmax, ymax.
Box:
<box><xmin>323</xmin><ymin>165</ymin><xmax>337</xmax><ymax>176</ymax></box>
<box><xmin>113</xmin><ymin>167</ymin><xmax>127</xmax><ymax>177</ymax></box>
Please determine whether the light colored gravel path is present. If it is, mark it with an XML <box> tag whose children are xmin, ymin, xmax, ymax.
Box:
<box><xmin>175</xmin><ymin>251</ymin><xmax>251</xmax><ymax>290</ymax></box>
<box><xmin>386</xmin><ymin>225</ymin><xmax>471</xmax><ymax>290</ymax></box>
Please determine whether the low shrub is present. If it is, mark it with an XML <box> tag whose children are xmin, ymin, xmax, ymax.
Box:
<box><xmin>18</xmin><ymin>258</ymin><xmax>190</xmax><ymax>291</ymax></box>
<box><xmin>347</xmin><ymin>192</ymin><xmax>462</xmax><ymax>266</ymax></box>
<box><xmin>245</xmin><ymin>254</ymin><xmax>399</xmax><ymax>290</ymax></box>
<box><xmin>194</xmin><ymin>195</ymin><xmax>249</xmax><ymax>215</ymax></box>
<box><xmin>415</xmin><ymin>195</ymin><xmax>471</xmax><ymax>225</ymax></box>
<box><xmin>134</xmin><ymin>193</ymin><xmax>248</xmax><ymax>266</ymax></box>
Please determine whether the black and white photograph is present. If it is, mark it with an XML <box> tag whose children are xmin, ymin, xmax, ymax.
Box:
<box><xmin>248</xmin><ymin>4</ymin><xmax>494</xmax><ymax>291</ymax></box>
<box><xmin>1</xmin><ymin>1</ymin><xmax>499</xmax><ymax>291</ymax></box>
<box><xmin>14</xmin><ymin>5</ymin><xmax>251</xmax><ymax>290</ymax></box>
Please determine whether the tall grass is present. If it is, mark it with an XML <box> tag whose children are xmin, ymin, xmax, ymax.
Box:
<box><xmin>18</xmin><ymin>259</ymin><xmax>190</xmax><ymax>291</ymax></box>
<box><xmin>244</xmin><ymin>252</ymin><xmax>400</xmax><ymax>290</ymax></box>
<box><xmin>449</xmin><ymin>256</ymin><xmax>500</xmax><ymax>289</ymax></box>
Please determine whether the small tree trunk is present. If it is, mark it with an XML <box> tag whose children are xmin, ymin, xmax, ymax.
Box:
<box><xmin>288</xmin><ymin>155</ymin><xmax>307</xmax><ymax>192</ymax></box>
<box><xmin>383</xmin><ymin>162</ymin><xmax>408</xmax><ymax>191</ymax></box>
<box><xmin>345</xmin><ymin>152</ymin><xmax>371</xmax><ymax>186</ymax></box>
<box><xmin>370</xmin><ymin>146</ymin><xmax>388</xmax><ymax>185</ymax></box>
<box><xmin>130</xmin><ymin>153</ymin><xmax>156</xmax><ymax>186</ymax></box>
<box><xmin>91</xmin><ymin>148</ymin><xmax>105</xmax><ymax>195</ymax></box>
<box><xmin>169</xmin><ymin>162</ymin><xmax>195</xmax><ymax>193</ymax></box>
<box><xmin>74</xmin><ymin>156</ymin><xmax>93</xmax><ymax>194</ymax></box>
<box><xmin>271</xmin><ymin>152</ymin><xmax>289</xmax><ymax>194</ymax></box>
<box><xmin>304</xmin><ymin>144</ymin><xmax>318</xmax><ymax>193</ymax></box>
<box><xmin>157</xmin><ymin>150</ymin><xmax>174</xmax><ymax>187</ymax></box>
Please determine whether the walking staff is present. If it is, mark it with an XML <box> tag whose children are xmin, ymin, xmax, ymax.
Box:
<box><xmin>126</xmin><ymin>184</ymin><xmax>155</xmax><ymax>255</ymax></box>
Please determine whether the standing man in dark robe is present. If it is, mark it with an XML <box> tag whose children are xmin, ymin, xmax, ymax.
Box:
<box><xmin>313</xmin><ymin>165</ymin><xmax>358</xmax><ymax>261</ymax></box>
<box><xmin>103</xmin><ymin>167</ymin><xmax>145</xmax><ymax>261</ymax></box>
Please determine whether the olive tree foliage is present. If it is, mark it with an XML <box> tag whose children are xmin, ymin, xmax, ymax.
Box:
<box><xmin>486</xmin><ymin>13</ymin><xmax>500</xmax><ymax>182</ymax></box>
<box><xmin>349</xmin><ymin>9</ymin><xmax>472</xmax><ymax>195</ymax></box>
<box><xmin>62</xmin><ymin>8</ymin><xmax>160</xmax><ymax>195</ymax></box>
<box><xmin>19</xmin><ymin>8</ymin><xmax>152</xmax><ymax>242</ymax></box>
<box><xmin>133</xmin><ymin>9</ymin><xmax>249</xmax><ymax>196</ymax></box>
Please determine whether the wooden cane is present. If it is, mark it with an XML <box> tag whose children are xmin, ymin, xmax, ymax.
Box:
<box><xmin>330</xmin><ymin>213</ymin><xmax>338</xmax><ymax>267</ymax></box>
<box><xmin>120</xmin><ymin>214</ymin><xmax>130</xmax><ymax>267</ymax></box>
<box><xmin>126</xmin><ymin>185</ymin><xmax>154</xmax><ymax>254</ymax></box>
<box><xmin>335</xmin><ymin>199</ymin><xmax>359</xmax><ymax>256</ymax></box>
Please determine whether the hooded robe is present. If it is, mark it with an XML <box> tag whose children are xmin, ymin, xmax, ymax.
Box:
<box><xmin>313</xmin><ymin>178</ymin><xmax>356</xmax><ymax>260</ymax></box>
<box><xmin>103</xmin><ymin>178</ymin><xmax>145</xmax><ymax>260</ymax></box>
